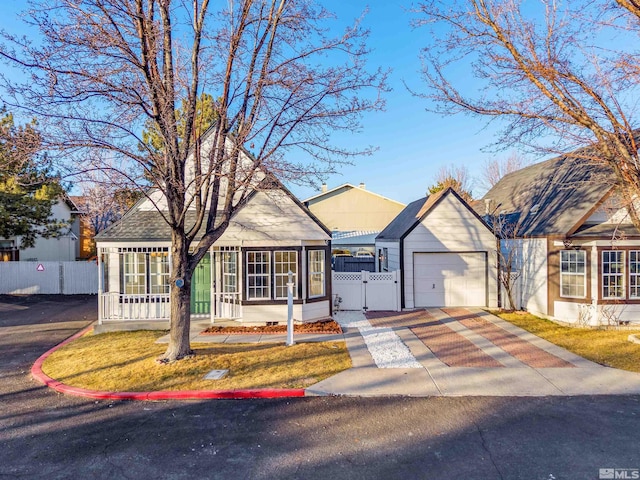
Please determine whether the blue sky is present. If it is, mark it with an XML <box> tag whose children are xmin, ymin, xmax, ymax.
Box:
<box><xmin>288</xmin><ymin>1</ymin><xmax>513</xmax><ymax>204</ymax></box>
<box><xmin>0</xmin><ymin>0</ymin><xmax>517</xmax><ymax>205</ymax></box>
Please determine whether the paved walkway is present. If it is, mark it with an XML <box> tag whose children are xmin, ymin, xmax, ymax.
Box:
<box><xmin>305</xmin><ymin>308</ymin><xmax>640</xmax><ymax>397</ymax></box>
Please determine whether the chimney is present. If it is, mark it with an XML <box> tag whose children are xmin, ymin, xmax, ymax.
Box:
<box><xmin>359</xmin><ymin>182</ymin><xmax>366</xmax><ymax>189</ymax></box>
<box><xmin>485</xmin><ymin>198</ymin><xmax>492</xmax><ymax>215</ymax></box>
<box><xmin>321</xmin><ymin>183</ymin><xmax>327</xmax><ymax>193</ymax></box>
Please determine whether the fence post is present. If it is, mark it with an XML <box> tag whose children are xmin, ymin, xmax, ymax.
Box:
<box><xmin>394</xmin><ymin>270</ymin><xmax>401</xmax><ymax>312</ymax></box>
<box><xmin>59</xmin><ymin>262</ymin><xmax>64</xmax><ymax>294</ymax></box>
<box><xmin>361</xmin><ymin>270</ymin><xmax>368</xmax><ymax>312</ymax></box>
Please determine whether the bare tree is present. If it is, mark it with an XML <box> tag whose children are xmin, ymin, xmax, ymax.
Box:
<box><xmin>78</xmin><ymin>179</ymin><xmax>141</xmax><ymax>237</ymax></box>
<box><xmin>488</xmin><ymin>212</ymin><xmax>521</xmax><ymax>311</ymax></box>
<box><xmin>0</xmin><ymin>0</ymin><xmax>386</xmax><ymax>361</ymax></box>
<box><xmin>415</xmin><ymin>0</ymin><xmax>640</xmax><ymax>227</ymax></box>
<box><xmin>428</xmin><ymin>164</ymin><xmax>473</xmax><ymax>201</ymax></box>
<box><xmin>480</xmin><ymin>152</ymin><xmax>529</xmax><ymax>192</ymax></box>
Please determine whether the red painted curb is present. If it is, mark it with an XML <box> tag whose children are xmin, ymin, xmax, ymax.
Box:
<box><xmin>30</xmin><ymin>326</ymin><xmax>306</xmax><ymax>401</ymax></box>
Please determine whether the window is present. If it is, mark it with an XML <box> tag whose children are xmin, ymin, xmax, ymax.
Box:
<box><xmin>149</xmin><ymin>251</ymin><xmax>170</xmax><ymax>294</ymax></box>
<box><xmin>121</xmin><ymin>248</ymin><xmax>170</xmax><ymax>296</ymax></box>
<box><xmin>381</xmin><ymin>248</ymin><xmax>389</xmax><ymax>272</ymax></box>
<box><xmin>630</xmin><ymin>251</ymin><xmax>640</xmax><ymax>299</ymax></box>
<box><xmin>247</xmin><ymin>251</ymin><xmax>270</xmax><ymax>300</ymax></box>
<box><xmin>274</xmin><ymin>251</ymin><xmax>298</xmax><ymax>299</ymax></box>
<box><xmin>222</xmin><ymin>251</ymin><xmax>238</xmax><ymax>293</ymax></box>
<box><xmin>602</xmin><ymin>250</ymin><xmax>624</xmax><ymax>299</ymax></box>
<box><xmin>560</xmin><ymin>250</ymin><xmax>586</xmax><ymax>298</ymax></box>
<box><xmin>308</xmin><ymin>250</ymin><xmax>326</xmax><ymax>298</ymax></box>
<box><xmin>123</xmin><ymin>252</ymin><xmax>146</xmax><ymax>295</ymax></box>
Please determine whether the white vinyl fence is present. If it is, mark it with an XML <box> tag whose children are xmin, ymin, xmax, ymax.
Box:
<box><xmin>500</xmin><ymin>271</ymin><xmax>521</xmax><ymax>310</ymax></box>
<box><xmin>0</xmin><ymin>261</ymin><xmax>98</xmax><ymax>295</ymax></box>
<box><xmin>332</xmin><ymin>270</ymin><xmax>401</xmax><ymax>312</ymax></box>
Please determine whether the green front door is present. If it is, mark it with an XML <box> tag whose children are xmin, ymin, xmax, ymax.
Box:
<box><xmin>191</xmin><ymin>253</ymin><xmax>211</xmax><ymax>314</ymax></box>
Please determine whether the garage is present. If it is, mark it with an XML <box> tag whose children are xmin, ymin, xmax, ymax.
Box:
<box><xmin>375</xmin><ymin>188</ymin><xmax>498</xmax><ymax>310</ymax></box>
<box><xmin>413</xmin><ymin>252</ymin><xmax>487</xmax><ymax>307</ymax></box>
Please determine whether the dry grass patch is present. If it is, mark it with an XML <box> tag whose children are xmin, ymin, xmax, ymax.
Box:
<box><xmin>494</xmin><ymin>311</ymin><xmax>640</xmax><ymax>372</ymax></box>
<box><xmin>42</xmin><ymin>330</ymin><xmax>351</xmax><ymax>391</ymax></box>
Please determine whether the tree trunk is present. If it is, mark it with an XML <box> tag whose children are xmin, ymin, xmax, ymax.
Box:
<box><xmin>159</xmin><ymin>234</ymin><xmax>193</xmax><ymax>362</ymax></box>
<box><xmin>505</xmin><ymin>284</ymin><xmax>516</xmax><ymax>311</ymax></box>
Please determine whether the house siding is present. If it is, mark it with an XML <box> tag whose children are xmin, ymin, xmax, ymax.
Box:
<box><xmin>306</xmin><ymin>186</ymin><xmax>405</xmax><ymax>232</ymax></box>
<box><xmin>401</xmin><ymin>194</ymin><xmax>498</xmax><ymax>309</ymax></box>
<box><xmin>375</xmin><ymin>240</ymin><xmax>400</xmax><ymax>272</ymax></box>
<box><xmin>520</xmin><ymin>238</ymin><xmax>548</xmax><ymax>318</ymax></box>
<box><xmin>216</xmin><ymin>190</ymin><xmax>330</xmax><ymax>245</ymax></box>
<box><xmin>16</xmin><ymin>199</ymin><xmax>78</xmax><ymax>262</ymax></box>
<box><xmin>241</xmin><ymin>300</ymin><xmax>330</xmax><ymax>323</ymax></box>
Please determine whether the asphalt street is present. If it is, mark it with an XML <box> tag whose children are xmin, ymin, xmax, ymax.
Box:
<box><xmin>1</xmin><ymin>294</ymin><xmax>640</xmax><ymax>480</ymax></box>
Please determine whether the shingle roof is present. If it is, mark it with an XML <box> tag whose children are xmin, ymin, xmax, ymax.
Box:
<box><xmin>571</xmin><ymin>223</ymin><xmax>640</xmax><ymax>238</ymax></box>
<box><xmin>95</xmin><ymin>186</ymin><xmax>331</xmax><ymax>243</ymax></box>
<box><xmin>480</xmin><ymin>154</ymin><xmax>614</xmax><ymax>237</ymax></box>
<box><xmin>375</xmin><ymin>197</ymin><xmax>427</xmax><ymax>242</ymax></box>
<box><xmin>95</xmin><ymin>210</ymin><xmax>208</xmax><ymax>242</ymax></box>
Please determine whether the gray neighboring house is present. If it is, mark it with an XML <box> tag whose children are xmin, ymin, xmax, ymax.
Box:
<box><xmin>480</xmin><ymin>152</ymin><xmax>640</xmax><ymax>325</ymax></box>
<box><xmin>375</xmin><ymin>187</ymin><xmax>499</xmax><ymax>309</ymax></box>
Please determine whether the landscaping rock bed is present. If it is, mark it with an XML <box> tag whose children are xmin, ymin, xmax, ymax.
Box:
<box><xmin>202</xmin><ymin>319</ymin><xmax>342</xmax><ymax>335</ymax></box>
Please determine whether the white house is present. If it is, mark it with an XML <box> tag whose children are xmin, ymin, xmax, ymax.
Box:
<box><xmin>375</xmin><ymin>188</ymin><xmax>499</xmax><ymax>309</ymax></box>
<box><xmin>1</xmin><ymin>196</ymin><xmax>81</xmax><ymax>262</ymax></box>
<box><xmin>94</xmin><ymin>136</ymin><xmax>332</xmax><ymax>328</ymax></box>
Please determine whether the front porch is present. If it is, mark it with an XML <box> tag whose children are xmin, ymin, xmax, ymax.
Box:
<box><xmin>97</xmin><ymin>245</ymin><xmax>242</xmax><ymax>324</ymax></box>
<box><xmin>96</xmin><ymin>243</ymin><xmax>332</xmax><ymax>326</ymax></box>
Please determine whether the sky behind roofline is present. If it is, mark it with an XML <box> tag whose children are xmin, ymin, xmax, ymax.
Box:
<box><xmin>289</xmin><ymin>1</ymin><xmax>516</xmax><ymax>204</ymax></box>
<box><xmin>0</xmin><ymin>0</ymin><xmax>524</xmax><ymax>205</ymax></box>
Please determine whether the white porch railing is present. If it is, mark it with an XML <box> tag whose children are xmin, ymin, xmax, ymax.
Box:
<box><xmin>100</xmin><ymin>293</ymin><xmax>171</xmax><ymax>321</ymax></box>
<box><xmin>99</xmin><ymin>292</ymin><xmax>244</xmax><ymax>321</ymax></box>
<box><xmin>214</xmin><ymin>292</ymin><xmax>242</xmax><ymax>319</ymax></box>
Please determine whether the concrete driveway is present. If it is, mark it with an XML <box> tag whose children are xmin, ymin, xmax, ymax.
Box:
<box><xmin>309</xmin><ymin>308</ymin><xmax>640</xmax><ymax>397</ymax></box>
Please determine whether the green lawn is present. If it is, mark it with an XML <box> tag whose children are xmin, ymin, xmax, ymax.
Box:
<box><xmin>42</xmin><ymin>330</ymin><xmax>351</xmax><ymax>391</ymax></box>
<box><xmin>494</xmin><ymin>311</ymin><xmax>640</xmax><ymax>372</ymax></box>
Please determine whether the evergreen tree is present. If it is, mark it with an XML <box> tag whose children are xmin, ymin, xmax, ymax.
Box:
<box><xmin>0</xmin><ymin>110</ymin><xmax>66</xmax><ymax>248</ymax></box>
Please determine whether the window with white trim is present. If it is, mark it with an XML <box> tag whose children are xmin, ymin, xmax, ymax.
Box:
<box><xmin>308</xmin><ymin>250</ymin><xmax>325</xmax><ymax>298</ymax></box>
<box><xmin>149</xmin><ymin>251</ymin><xmax>170</xmax><ymax>294</ymax></box>
<box><xmin>222</xmin><ymin>251</ymin><xmax>238</xmax><ymax>293</ymax></box>
<box><xmin>630</xmin><ymin>251</ymin><xmax>640</xmax><ymax>299</ymax></box>
<box><xmin>602</xmin><ymin>250</ymin><xmax>624</xmax><ymax>299</ymax></box>
<box><xmin>274</xmin><ymin>251</ymin><xmax>298</xmax><ymax>299</ymax></box>
<box><xmin>120</xmin><ymin>248</ymin><xmax>170</xmax><ymax>296</ymax></box>
<box><xmin>123</xmin><ymin>252</ymin><xmax>146</xmax><ymax>295</ymax></box>
<box><xmin>560</xmin><ymin>250</ymin><xmax>586</xmax><ymax>298</ymax></box>
<box><xmin>247</xmin><ymin>251</ymin><xmax>270</xmax><ymax>300</ymax></box>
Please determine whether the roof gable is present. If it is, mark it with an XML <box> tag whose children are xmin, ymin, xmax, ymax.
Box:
<box><xmin>303</xmin><ymin>183</ymin><xmax>405</xmax><ymax>206</ymax></box>
<box><xmin>377</xmin><ymin>188</ymin><xmax>492</xmax><ymax>242</ymax></box>
<box><xmin>95</xmin><ymin>181</ymin><xmax>330</xmax><ymax>243</ymax></box>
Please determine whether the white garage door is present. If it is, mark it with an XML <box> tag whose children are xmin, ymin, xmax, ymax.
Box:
<box><xmin>413</xmin><ymin>252</ymin><xmax>486</xmax><ymax>307</ymax></box>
